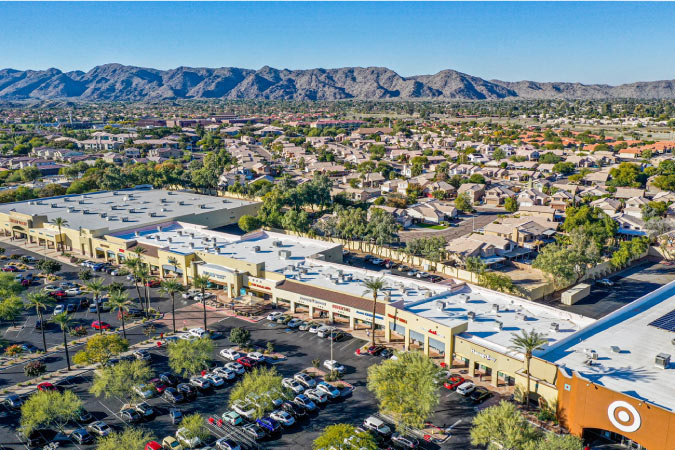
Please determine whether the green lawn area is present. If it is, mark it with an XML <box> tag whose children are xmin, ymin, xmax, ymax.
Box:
<box><xmin>416</xmin><ymin>223</ymin><xmax>448</xmax><ymax>230</ymax></box>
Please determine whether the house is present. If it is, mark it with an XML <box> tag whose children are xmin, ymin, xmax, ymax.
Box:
<box><xmin>484</xmin><ymin>217</ymin><xmax>558</xmax><ymax>248</ymax></box>
<box><xmin>457</xmin><ymin>183</ymin><xmax>485</xmax><ymax>204</ymax></box>
<box><xmin>518</xmin><ymin>205</ymin><xmax>557</xmax><ymax>221</ymax></box>
<box><xmin>423</xmin><ymin>181</ymin><xmax>456</xmax><ymax>199</ymax></box>
<box><xmin>484</xmin><ymin>186</ymin><xmax>516</xmax><ymax>206</ymax></box>
<box><xmin>613</xmin><ymin>213</ymin><xmax>647</xmax><ymax>236</ymax></box>
<box><xmin>517</xmin><ymin>189</ymin><xmax>549</xmax><ymax>207</ymax></box>
<box><xmin>614</xmin><ymin>187</ymin><xmax>646</xmax><ymax>199</ymax></box>
<box><xmin>102</xmin><ymin>152</ymin><xmax>124</xmax><ymax>165</ymax></box>
<box><xmin>549</xmin><ymin>190</ymin><xmax>576</xmax><ymax>211</ymax></box>
<box><xmin>446</xmin><ymin>233</ymin><xmax>516</xmax><ymax>265</ymax></box>
<box><xmin>406</xmin><ymin>201</ymin><xmax>457</xmax><ymax>224</ymax></box>
<box><xmin>148</xmin><ymin>147</ymin><xmax>183</xmax><ymax>159</ymax></box>
<box><xmin>590</xmin><ymin>198</ymin><xmax>622</xmax><ymax>216</ymax></box>
<box><xmin>123</xmin><ymin>147</ymin><xmax>142</xmax><ymax>158</ymax></box>
<box><xmin>361</xmin><ymin>172</ymin><xmax>386</xmax><ymax>188</ymax></box>
<box><xmin>624</xmin><ymin>196</ymin><xmax>649</xmax><ymax>218</ymax></box>
<box><xmin>369</xmin><ymin>205</ymin><xmax>412</xmax><ymax>228</ymax></box>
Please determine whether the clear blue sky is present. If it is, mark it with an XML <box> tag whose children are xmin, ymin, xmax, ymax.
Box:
<box><xmin>2</xmin><ymin>2</ymin><xmax>674</xmax><ymax>85</ymax></box>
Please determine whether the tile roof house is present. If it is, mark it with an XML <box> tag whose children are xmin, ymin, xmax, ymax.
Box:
<box><xmin>590</xmin><ymin>198</ymin><xmax>622</xmax><ymax>216</ymax></box>
<box><xmin>457</xmin><ymin>183</ymin><xmax>485</xmax><ymax>204</ymax></box>
<box><xmin>485</xmin><ymin>186</ymin><xmax>516</xmax><ymax>206</ymax></box>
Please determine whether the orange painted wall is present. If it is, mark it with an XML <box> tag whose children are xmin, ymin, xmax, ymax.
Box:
<box><xmin>556</xmin><ymin>369</ymin><xmax>675</xmax><ymax>450</ymax></box>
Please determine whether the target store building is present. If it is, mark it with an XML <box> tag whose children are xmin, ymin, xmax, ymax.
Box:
<box><xmin>543</xmin><ymin>282</ymin><xmax>675</xmax><ymax>450</ymax></box>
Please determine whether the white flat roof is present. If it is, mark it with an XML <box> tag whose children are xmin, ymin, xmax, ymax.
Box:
<box><xmin>543</xmin><ymin>281</ymin><xmax>675</xmax><ymax>412</ymax></box>
<box><xmin>0</xmin><ymin>188</ymin><xmax>256</xmax><ymax>232</ymax></box>
<box><xmin>116</xmin><ymin>226</ymin><xmax>340</xmax><ymax>273</ymax></box>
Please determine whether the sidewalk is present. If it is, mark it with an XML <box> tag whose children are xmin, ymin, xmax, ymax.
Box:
<box><xmin>0</xmin><ymin>236</ymin><xmax>80</xmax><ymax>268</ymax></box>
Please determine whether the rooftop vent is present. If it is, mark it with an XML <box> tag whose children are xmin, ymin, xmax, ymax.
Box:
<box><xmin>426</xmin><ymin>291</ymin><xmax>433</xmax><ymax>298</ymax></box>
<box><xmin>168</xmin><ymin>191</ymin><xmax>175</xmax><ymax>195</ymax></box>
<box><xmin>122</xmin><ymin>217</ymin><xmax>129</xmax><ymax>222</ymax></box>
<box><xmin>112</xmin><ymin>191</ymin><xmax>119</xmax><ymax>196</ymax></box>
<box><xmin>494</xmin><ymin>320</ymin><xmax>503</xmax><ymax>331</ymax></box>
<box><xmin>123</xmin><ymin>196</ymin><xmax>129</xmax><ymax>201</ymax></box>
<box><xmin>149</xmin><ymin>212</ymin><xmax>157</xmax><ymax>217</ymax></box>
<box><xmin>435</xmin><ymin>300</ymin><xmax>445</xmax><ymax>311</ymax></box>
<box><xmin>199</xmin><ymin>204</ymin><xmax>207</xmax><ymax>209</ymax></box>
<box><xmin>492</xmin><ymin>304</ymin><xmax>500</xmax><ymax>313</ymax></box>
<box><xmin>468</xmin><ymin>311</ymin><xmax>476</xmax><ymax>321</ymax></box>
<box><xmin>516</xmin><ymin>312</ymin><xmax>528</xmax><ymax>321</ymax></box>
<box><xmin>160</xmin><ymin>198</ymin><xmax>166</xmax><ymax>204</ymax></box>
<box><xmin>222</xmin><ymin>199</ymin><xmax>230</xmax><ymax>203</ymax></box>
<box><xmin>655</xmin><ymin>353</ymin><xmax>671</xmax><ymax>370</ymax></box>
<box><xmin>458</xmin><ymin>294</ymin><xmax>469</xmax><ymax>303</ymax></box>
<box><xmin>586</xmin><ymin>349</ymin><xmax>598</xmax><ymax>360</ymax></box>
<box><xmin>278</xmin><ymin>250</ymin><xmax>291</xmax><ymax>260</ymax></box>
<box><xmin>611</xmin><ymin>346</ymin><xmax>621</xmax><ymax>353</ymax></box>
<box><xmin>156</xmin><ymin>226</ymin><xmax>162</xmax><ymax>232</ymax></box>
<box><xmin>99</xmin><ymin>212</ymin><xmax>107</xmax><ymax>218</ymax></box>
<box><xmin>50</xmin><ymin>203</ymin><xmax>57</xmax><ymax>208</ymax></box>
<box><xmin>252</xmin><ymin>245</ymin><xmax>260</xmax><ymax>253</ymax></box>
<box><xmin>549</xmin><ymin>323</ymin><xmax>560</xmax><ymax>332</ymax></box>
<box><xmin>272</xmin><ymin>240</ymin><xmax>282</xmax><ymax>247</ymax></box>
<box><xmin>167</xmin><ymin>237</ymin><xmax>173</xmax><ymax>243</ymax></box>
<box><xmin>78</xmin><ymin>200</ymin><xmax>85</xmax><ymax>204</ymax></box>
<box><xmin>135</xmin><ymin>231</ymin><xmax>140</xmax><ymax>237</ymax></box>
<box><xmin>178</xmin><ymin>201</ymin><xmax>184</xmax><ymax>206</ymax></box>
<box><xmin>189</xmin><ymin>242</ymin><xmax>195</xmax><ymax>249</ymax></box>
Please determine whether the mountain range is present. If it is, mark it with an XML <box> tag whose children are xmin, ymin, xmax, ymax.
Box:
<box><xmin>1</xmin><ymin>64</ymin><xmax>675</xmax><ymax>101</ymax></box>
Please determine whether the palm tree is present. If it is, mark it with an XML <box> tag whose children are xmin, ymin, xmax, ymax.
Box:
<box><xmin>167</xmin><ymin>256</ymin><xmax>179</xmax><ymax>278</ymax></box>
<box><xmin>51</xmin><ymin>312</ymin><xmax>73</xmax><ymax>371</ymax></box>
<box><xmin>136</xmin><ymin>265</ymin><xmax>151</xmax><ymax>312</ymax></box>
<box><xmin>160</xmin><ymin>279</ymin><xmax>185</xmax><ymax>333</ymax></box>
<box><xmin>510</xmin><ymin>330</ymin><xmax>548</xmax><ymax>409</ymax></box>
<box><xmin>362</xmin><ymin>276</ymin><xmax>387</xmax><ymax>347</ymax></box>
<box><xmin>122</xmin><ymin>257</ymin><xmax>144</xmax><ymax>311</ymax></box>
<box><xmin>86</xmin><ymin>279</ymin><xmax>106</xmax><ymax>335</ymax></box>
<box><xmin>108</xmin><ymin>292</ymin><xmax>132</xmax><ymax>339</ymax></box>
<box><xmin>25</xmin><ymin>292</ymin><xmax>53</xmax><ymax>352</ymax></box>
<box><xmin>192</xmin><ymin>274</ymin><xmax>211</xmax><ymax>332</ymax></box>
<box><xmin>51</xmin><ymin>217</ymin><xmax>68</xmax><ymax>255</ymax></box>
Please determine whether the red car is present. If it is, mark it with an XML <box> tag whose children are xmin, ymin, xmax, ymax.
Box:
<box><xmin>2</xmin><ymin>266</ymin><xmax>19</xmax><ymax>272</ymax></box>
<box><xmin>48</xmin><ymin>290</ymin><xmax>67</xmax><ymax>298</ymax></box>
<box><xmin>92</xmin><ymin>321</ymin><xmax>111</xmax><ymax>330</ymax></box>
<box><xmin>37</xmin><ymin>382</ymin><xmax>56</xmax><ymax>392</ymax></box>
<box><xmin>145</xmin><ymin>279</ymin><xmax>161</xmax><ymax>288</ymax></box>
<box><xmin>149</xmin><ymin>378</ymin><xmax>167</xmax><ymax>394</ymax></box>
<box><xmin>367</xmin><ymin>345</ymin><xmax>385</xmax><ymax>355</ymax></box>
<box><xmin>443</xmin><ymin>374</ymin><xmax>466</xmax><ymax>390</ymax></box>
<box><xmin>145</xmin><ymin>442</ymin><xmax>161</xmax><ymax>450</ymax></box>
<box><xmin>236</xmin><ymin>356</ymin><xmax>256</xmax><ymax>369</ymax></box>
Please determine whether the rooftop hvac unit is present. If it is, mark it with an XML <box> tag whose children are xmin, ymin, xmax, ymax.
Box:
<box><xmin>178</xmin><ymin>201</ymin><xmax>184</xmax><ymax>206</ymax></box>
<box><xmin>160</xmin><ymin>198</ymin><xmax>166</xmax><ymax>203</ymax></box>
<box><xmin>492</xmin><ymin>304</ymin><xmax>500</xmax><ymax>313</ymax></box>
<box><xmin>216</xmin><ymin>247</ymin><xmax>222</xmax><ymax>254</ymax></box>
<box><xmin>435</xmin><ymin>300</ymin><xmax>445</xmax><ymax>311</ymax></box>
<box><xmin>82</xmin><ymin>209</ymin><xmax>89</xmax><ymax>214</ymax></box>
<box><xmin>516</xmin><ymin>312</ymin><xmax>527</xmax><ymax>321</ymax></box>
<box><xmin>426</xmin><ymin>291</ymin><xmax>433</xmax><ymax>298</ymax></box>
<box><xmin>112</xmin><ymin>191</ymin><xmax>119</xmax><ymax>196</ymax></box>
<box><xmin>189</xmin><ymin>242</ymin><xmax>195</xmax><ymax>249</ymax></box>
<box><xmin>344</xmin><ymin>273</ymin><xmax>353</xmax><ymax>281</ymax></box>
<box><xmin>67</xmin><ymin>207</ymin><xmax>74</xmax><ymax>213</ymax></box>
<box><xmin>611</xmin><ymin>346</ymin><xmax>621</xmax><ymax>353</ymax></box>
<box><xmin>252</xmin><ymin>245</ymin><xmax>260</xmax><ymax>252</ymax></box>
<box><xmin>200</xmin><ymin>204</ymin><xmax>207</xmax><ymax>209</ymax></box>
<box><xmin>300</xmin><ymin>267</ymin><xmax>308</xmax><ymax>274</ymax></box>
<box><xmin>106</xmin><ymin>216</ymin><xmax>112</xmax><ymax>221</ymax></box>
<box><xmin>337</xmin><ymin>269</ymin><xmax>343</xmax><ymax>276</ymax></box>
<box><xmin>129</xmin><ymin>208</ymin><xmax>136</xmax><ymax>213</ymax></box>
<box><xmin>135</xmin><ymin>231</ymin><xmax>140</xmax><ymax>237</ymax></box>
<box><xmin>222</xmin><ymin>199</ymin><xmax>230</xmax><ymax>203</ymax></box>
<box><xmin>167</xmin><ymin>237</ymin><xmax>173</xmax><ymax>243</ymax></box>
<box><xmin>494</xmin><ymin>320</ymin><xmax>503</xmax><ymax>331</ymax></box>
<box><xmin>50</xmin><ymin>203</ymin><xmax>57</xmax><ymax>208</ymax></box>
<box><xmin>78</xmin><ymin>200</ymin><xmax>85</xmax><ymax>204</ymax></box>
<box><xmin>123</xmin><ymin>196</ymin><xmax>129</xmax><ymax>201</ymax></box>
<box><xmin>177</xmin><ymin>230</ymin><xmax>183</xmax><ymax>236</ymax></box>
<box><xmin>161</xmin><ymin>208</ymin><xmax>167</xmax><ymax>212</ymax></box>
<box><xmin>589</xmin><ymin>350</ymin><xmax>598</xmax><ymax>360</ymax></box>
<box><xmin>157</xmin><ymin>226</ymin><xmax>162</xmax><ymax>232</ymax></box>
<box><xmin>149</xmin><ymin>212</ymin><xmax>156</xmax><ymax>217</ymax></box>
<box><xmin>549</xmin><ymin>323</ymin><xmax>560</xmax><ymax>332</ymax></box>
<box><xmin>655</xmin><ymin>353</ymin><xmax>671</xmax><ymax>369</ymax></box>
<box><xmin>458</xmin><ymin>294</ymin><xmax>469</xmax><ymax>303</ymax></box>
<box><xmin>122</xmin><ymin>217</ymin><xmax>129</xmax><ymax>222</ymax></box>
<box><xmin>272</xmin><ymin>240</ymin><xmax>282</xmax><ymax>247</ymax></box>
<box><xmin>99</xmin><ymin>212</ymin><xmax>107</xmax><ymax>218</ymax></box>
<box><xmin>468</xmin><ymin>311</ymin><xmax>476</xmax><ymax>321</ymax></box>
<box><xmin>190</xmin><ymin>232</ymin><xmax>195</xmax><ymax>238</ymax></box>
<box><xmin>168</xmin><ymin>191</ymin><xmax>175</xmax><ymax>195</ymax></box>
<box><xmin>279</xmin><ymin>250</ymin><xmax>291</xmax><ymax>260</ymax></box>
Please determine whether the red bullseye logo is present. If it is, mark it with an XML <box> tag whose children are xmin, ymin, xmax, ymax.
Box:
<box><xmin>607</xmin><ymin>401</ymin><xmax>641</xmax><ymax>433</ymax></box>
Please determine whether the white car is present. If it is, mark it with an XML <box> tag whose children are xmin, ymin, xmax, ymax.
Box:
<box><xmin>232</xmin><ymin>400</ymin><xmax>256</xmax><ymax>419</ymax></box>
<box><xmin>65</xmin><ymin>287</ymin><xmax>81</xmax><ymax>296</ymax></box>
<box><xmin>176</xmin><ymin>427</ymin><xmax>202</xmax><ymax>449</ymax></box>
<box><xmin>189</xmin><ymin>376</ymin><xmax>211</xmax><ymax>390</ymax></box>
<box><xmin>305</xmin><ymin>388</ymin><xmax>328</xmax><ymax>404</ymax></box>
<box><xmin>53</xmin><ymin>304</ymin><xmax>65</xmax><ymax>315</ymax></box>
<box><xmin>133</xmin><ymin>384</ymin><xmax>155</xmax><ymax>399</ymax></box>
<box><xmin>597</xmin><ymin>278</ymin><xmax>614</xmax><ymax>287</ymax></box>
<box><xmin>287</xmin><ymin>318</ymin><xmax>303</xmax><ymax>328</ymax></box>
<box><xmin>182</xmin><ymin>289</ymin><xmax>200</xmax><ymax>299</ymax></box>
<box><xmin>44</xmin><ymin>285</ymin><xmax>60</xmax><ymax>293</ymax></box>
<box><xmin>215</xmin><ymin>437</ymin><xmax>241</xmax><ymax>450</ymax></box>
<box><xmin>212</xmin><ymin>367</ymin><xmax>236</xmax><ymax>380</ymax></box>
<box><xmin>282</xmin><ymin>377</ymin><xmax>305</xmax><ymax>394</ymax></box>
<box><xmin>247</xmin><ymin>351</ymin><xmax>265</xmax><ymax>362</ymax></box>
<box><xmin>225</xmin><ymin>362</ymin><xmax>245</xmax><ymax>375</ymax></box>
<box><xmin>456</xmin><ymin>381</ymin><xmax>476</xmax><ymax>396</ymax></box>
<box><xmin>134</xmin><ymin>349</ymin><xmax>151</xmax><ymax>360</ymax></box>
<box><xmin>308</xmin><ymin>324</ymin><xmax>321</xmax><ymax>333</ymax></box>
<box><xmin>270</xmin><ymin>409</ymin><xmax>295</xmax><ymax>427</ymax></box>
<box><xmin>316</xmin><ymin>326</ymin><xmax>332</xmax><ymax>338</ymax></box>
<box><xmin>293</xmin><ymin>372</ymin><xmax>316</xmax><ymax>388</ymax></box>
<box><xmin>267</xmin><ymin>311</ymin><xmax>283</xmax><ymax>321</ymax></box>
<box><xmin>188</xmin><ymin>327</ymin><xmax>208</xmax><ymax>338</ymax></box>
<box><xmin>323</xmin><ymin>360</ymin><xmax>345</xmax><ymax>373</ymax></box>
<box><xmin>204</xmin><ymin>373</ymin><xmax>225</xmax><ymax>387</ymax></box>
<box><xmin>265</xmin><ymin>389</ymin><xmax>284</xmax><ymax>407</ymax></box>
<box><xmin>220</xmin><ymin>348</ymin><xmax>241</xmax><ymax>361</ymax></box>
<box><xmin>193</xmin><ymin>293</ymin><xmax>214</xmax><ymax>302</ymax></box>
<box><xmin>317</xmin><ymin>381</ymin><xmax>340</xmax><ymax>399</ymax></box>
<box><xmin>371</xmin><ymin>258</ymin><xmax>384</xmax><ymax>265</ymax></box>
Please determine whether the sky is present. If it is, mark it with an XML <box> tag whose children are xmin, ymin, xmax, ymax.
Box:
<box><xmin>1</xmin><ymin>2</ymin><xmax>674</xmax><ymax>85</ymax></box>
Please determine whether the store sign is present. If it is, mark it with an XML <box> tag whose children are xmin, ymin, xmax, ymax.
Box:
<box><xmin>10</xmin><ymin>218</ymin><xmax>28</xmax><ymax>227</ymax></box>
<box><xmin>608</xmin><ymin>401</ymin><xmax>641</xmax><ymax>433</ymax></box>
<box><xmin>356</xmin><ymin>310</ymin><xmax>383</xmax><ymax>320</ymax></box>
<box><xmin>298</xmin><ymin>296</ymin><xmax>327</xmax><ymax>307</ymax></box>
<box><xmin>428</xmin><ymin>329</ymin><xmax>445</xmax><ymax>339</ymax></box>
<box><xmin>471</xmin><ymin>348</ymin><xmax>497</xmax><ymax>362</ymax></box>
<box><xmin>248</xmin><ymin>276</ymin><xmax>272</xmax><ymax>291</ymax></box>
<box><xmin>387</xmin><ymin>313</ymin><xmax>407</xmax><ymax>324</ymax></box>
<box><xmin>332</xmin><ymin>304</ymin><xmax>351</xmax><ymax>313</ymax></box>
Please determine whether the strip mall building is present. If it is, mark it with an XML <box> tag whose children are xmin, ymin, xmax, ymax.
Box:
<box><xmin>2</xmin><ymin>188</ymin><xmax>674</xmax><ymax>448</ymax></box>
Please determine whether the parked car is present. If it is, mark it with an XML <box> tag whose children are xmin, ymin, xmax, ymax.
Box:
<box><xmin>189</xmin><ymin>376</ymin><xmax>211</xmax><ymax>390</ymax></box>
<box><xmin>145</xmin><ymin>279</ymin><xmax>161</xmax><ymax>288</ymax></box>
<box><xmin>3</xmin><ymin>394</ymin><xmax>23</xmax><ymax>409</ymax></box>
<box><xmin>256</xmin><ymin>417</ymin><xmax>281</xmax><ymax>434</ymax></box>
<box><xmin>215</xmin><ymin>438</ymin><xmax>241</xmax><ymax>450</ymax></box>
<box><xmin>316</xmin><ymin>326</ymin><xmax>332</xmax><ymax>338</ymax></box>
<box><xmin>371</xmin><ymin>258</ymin><xmax>384</xmax><ymax>265</ymax></box>
<box><xmin>308</xmin><ymin>324</ymin><xmax>321</xmax><ymax>333</ymax></box>
<box><xmin>443</xmin><ymin>374</ymin><xmax>466</xmax><ymax>390</ymax></box>
<box><xmin>176</xmin><ymin>427</ymin><xmax>202</xmax><ymax>449</ymax></box>
<box><xmin>232</xmin><ymin>400</ymin><xmax>256</xmax><ymax>420</ymax></box>
<box><xmin>145</xmin><ymin>441</ymin><xmax>162</xmax><ymax>450</ymax></box>
<box><xmin>120</xmin><ymin>407</ymin><xmax>142</xmax><ymax>423</ymax></box>
<box><xmin>282</xmin><ymin>377</ymin><xmax>305</xmax><ymax>394</ymax></box>
<box><xmin>305</xmin><ymin>388</ymin><xmax>328</xmax><ymax>404</ymax></box>
<box><xmin>65</xmin><ymin>287</ymin><xmax>81</xmax><ymax>296</ymax></box>
<box><xmin>169</xmin><ymin>408</ymin><xmax>183</xmax><ymax>425</ymax></box>
<box><xmin>329</xmin><ymin>330</ymin><xmax>346</xmax><ymax>341</ymax></box>
<box><xmin>52</xmin><ymin>304</ymin><xmax>65</xmax><ymax>315</ymax></box>
<box><xmin>469</xmin><ymin>386</ymin><xmax>493</xmax><ymax>404</ymax></box>
<box><xmin>236</xmin><ymin>356</ymin><xmax>256</xmax><ymax>369</ymax></box>
<box><xmin>225</xmin><ymin>362</ymin><xmax>245</xmax><ymax>375</ymax></box>
<box><xmin>219</xmin><ymin>348</ymin><xmax>241</xmax><ymax>360</ymax></box>
<box><xmin>134</xmin><ymin>349</ymin><xmax>152</xmax><ymax>361</ymax></box>
<box><xmin>159</xmin><ymin>372</ymin><xmax>179</xmax><ymax>386</ymax></box>
<box><xmin>597</xmin><ymin>278</ymin><xmax>614</xmax><ymax>287</ymax></box>
<box><xmin>323</xmin><ymin>359</ymin><xmax>345</xmax><ymax>373</ymax></box>
<box><xmin>70</xmin><ymin>428</ymin><xmax>94</xmax><ymax>445</ymax></box>
<box><xmin>188</xmin><ymin>327</ymin><xmax>207</xmax><ymax>338</ymax></box>
<box><xmin>204</xmin><ymin>373</ymin><xmax>225</xmax><ymax>388</ymax></box>
<box><xmin>416</xmin><ymin>272</ymin><xmax>430</xmax><ymax>279</ymax></box>
<box><xmin>287</xmin><ymin>318</ymin><xmax>303</xmax><ymax>328</ymax></box>
<box><xmin>241</xmin><ymin>423</ymin><xmax>265</xmax><ymax>441</ymax></box>
<box><xmin>456</xmin><ymin>381</ymin><xmax>476</xmax><ymax>396</ymax></box>
<box><xmin>135</xmin><ymin>402</ymin><xmax>154</xmax><ymax>418</ymax></box>
<box><xmin>91</xmin><ymin>320</ymin><xmax>110</xmax><ymax>330</ymax></box>
<box><xmin>390</xmin><ymin>432</ymin><xmax>420</xmax><ymax>449</ymax></box>
<box><xmin>133</xmin><ymin>383</ymin><xmax>156</xmax><ymax>399</ymax></box>
<box><xmin>266</xmin><ymin>311</ymin><xmax>283</xmax><ymax>321</ymax></box>
<box><xmin>222</xmin><ymin>410</ymin><xmax>244</xmax><ymax>426</ymax></box>
<box><xmin>293</xmin><ymin>394</ymin><xmax>317</xmax><ymax>411</ymax></box>
<box><xmin>163</xmin><ymin>387</ymin><xmax>184</xmax><ymax>404</ymax></box>
<box><xmin>293</xmin><ymin>372</ymin><xmax>316</xmax><ymax>388</ymax></box>
<box><xmin>317</xmin><ymin>381</ymin><xmax>340</xmax><ymax>399</ymax></box>
<box><xmin>363</xmin><ymin>416</ymin><xmax>392</xmax><ymax>437</ymax></box>
<box><xmin>176</xmin><ymin>383</ymin><xmax>197</xmax><ymax>401</ymax></box>
<box><xmin>270</xmin><ymin>409</ymin><xmax>295</xmax><ymax>427</ymax></box>
<box><xmin>280</xmin><ymin>400</ymin><xmax>307</xmax><ymax>419</ymax></box>
<box><xmin>161</xmin><ymin>436</ymin><xmax>183</xmax><ymax>450</ymax></box>
<box><xmin>37</xmin><ymin>382</ymin><xmax>56</xmax><ymax>391</ymax></box>
<box><xmin>212</xmin><ymin>367</ymin><xmax>237</xmax><ymax>380</ymax></box>
<box><xmin>298</xmin><ymin>321</ymin><xmax>314</xmax><ymax>331</ymax></box>
<box><xmin>75</xmin><ymin>407</ymin><xmax>94</xmax><ymax>423</ymax></box>
<box><xmin>247</xmin><ymin>351</ymin><xmax>265</xmax><ymax>362</ymax></box>
<box><xmin>88</xmin><ymin>421</ymin><xmax>112</xmax><ymax>437</ymax></box>
<box><xmin>182</xmin><ymin>289</ymin><xmax>200</xmax><ymax>299</ymax></box>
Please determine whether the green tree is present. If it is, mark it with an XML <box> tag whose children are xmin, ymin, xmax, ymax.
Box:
<box><xmin>524</xmin><ymin>433</ymin><xmax>584</xmax><ymax>450</ymax></box>
<box><xmin>238</xmin><ymin>214</ymin><xmax>261</xmax><ymax>233</ymax></box>
<box><xmin>168</xmin><ymin>337</ymin><xmax>214</xmax><ymax>377</ymax></box>
<box><xmin>86</xmin><ymin>279</ymin><xmax>106</xmax><ymax>335</ymax></box>
<box><xmin>96</xmin><ymin>428</ymin><xmax>156</xmax><ymax>450</ymax></box>
<box><xmin>0</xmin><ymin>295</ymin><xmax>23</xmax><ymax>327</ymax></box>
<box><xmin>51</xmin><ymin>217</ymin><xmax>68</xmax><ymax>255</ymax></box>
<box><xmin>160</xmin><ymin>278</ymin><xmax>185</xmax><ymax>333</ymax></box>
<box><xmin>78</xmin><ymin>269</ymin><xmax>93</xmax><ymax>283</ymax></box>
<box><xmin>192</xmin><ymin>274</ymin><xmax>211</xmax><ymax>332</ymax></box>
<box><xmin>229</xmin><ymin>327</ymin><xmax>251</xmax><ymax>346</ymax></box>
<box><xmin>510</xmin><ymin>330</ymin><xmax>548</xmax><ymax>409</ymax></box>
<box><xmin>179</xmin><ymin>413</ymin><xmax>210</xmax><ymax>445</ymax></box>
<box><xmin>504</xmin><ymin>197</ymin><xmax>519</xmax><ymax>213</ymax></box>
<box><xmin>51</xmin><ymin>312</ymin><xmax>73</xmax><ymax>371</ymax></box>
<box><xmin>90</xmin><ymin>359</ymin><xmax>153</xmax><ymax>404</ymax></box>
<box><xmin>25</xmin><ymin>291</ymin><xmax>53</xmax><ymax>352</ymax></box>
<box><xmin>228</xmin><ymin>366</ymin><xmax>287</xmax><ymax>419</ymax></box>
<box><xmin>470</xmin><ymin>401</ymin><xmax>540</xmax><ymax>450</ymax></box>
<box><xmin>455</xmin><ymin>193</ymin><xmax>474</xmax><ymax>213</ymax></box>
<box><xmin>608</xmin><ymin>162</ymin><xmax>646</xmax><ymax>187</ymax></box>
<box><xmin>367</xmin><ymin>351</ymin><xmax>441</xmax><ymax>428</ymax></box>
<box><xmin>20</xmin><ymin>390</ymin><xmax>82</xmax><ymax>435</ymax></box>
<box><xmin>552</xmin><ymin>162</ymin><xmax>575</xmax><ymax>175</ymax></box>
<box><xmin>313</xmin><ymin>424</ymin><xmax>378</xmax><ymax>450</ymax></box>
<box><xmin>108</xmin><ymin>292</ymin><xmax>132</xmax><ymax>339</ymax></box>
<box><xmin>362</xmin><ymin>277</ymin><xmax>387</xmax><ymax>347</ymax></box>
<box><xmin>37</xmin><ymin>259</ymin><xmax>61</xmax><ymax>278</ymax></box>
<box><xmin>72</xmin><ymin>334</ymin><xmax>129</xmax><ymax>366</ymax></box>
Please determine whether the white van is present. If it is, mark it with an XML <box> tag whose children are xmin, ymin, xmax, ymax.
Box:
<box><xmin>456</xmin><ymin>381</ymin><xmax>476</xmax><ymax>396</ymax></box>
<box><xmin>362</xmin><ymin>416</ymin><xmax>392</xmax><ymax>436</ymax></box>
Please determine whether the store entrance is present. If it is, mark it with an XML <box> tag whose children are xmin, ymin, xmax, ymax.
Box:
<box><xmin>583</xmin><ymin>428</ymin><xmax>645</xmax><ymax>449</ymax></box>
